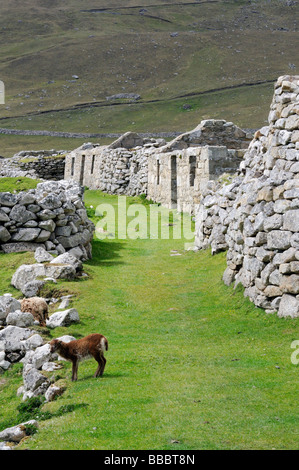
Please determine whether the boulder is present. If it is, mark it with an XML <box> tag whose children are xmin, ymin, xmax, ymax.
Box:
<box><xmin>46</xmin><ymin>308</ymin><xmax>80</xmax><ymax>329</ymax></box>
<box><xmin>0</xmin><ymin>326</ymin><xmax>35</xmax><ymax>352</ymax></box>
<box><xmin>11</xmin><ymin>264</ymin><xmax>46</xmax><ymax>291</ymax></box>
<box><xmin>42</xmin><ymin>362</ymin><xmax>63</xmax><ymax>372</ymax></box>
<box><xmin>1</xmin><ymin>242</ymin><xmax>44</xmax><ymax>254</ymax></box>
<box><xmin>0</xmin><ymin>420</ymin><xmax>38</xmax><ymax>443</ymax></box>
<box><xmin>0</xmin><ymin>295</ymin><xmax>21</xmax><ymax>323</ymax></box>
<box><xmin>0</xmin><ymin>192</ymin><xmax>18</xmax><ymax>207</ymax></box>
<box><xmin>0</xmin><ymin>442</ymin><xmax>12</xmax><ymax>450</ymax></box>
<box><xmin>9</xmin><ymin>205</ymin><xmax>37</xmax><ymax>224</ymax></box>
<box><xmin>21</xmin><ymin>333</ymin><xmax>44</xmax><ymax>351</ymax></box>
<box><xmin>50</xmin><ymin>252</ymin><xmax>82</xmax><ymax>272</ymax></box>
<box><xmin>11</xmin><ymin>263</ymin><xmax>77</xmax><ymax>292</ymax></box>
<box><xmin>22</xmin><ymin>364</ymin><xmax>50</xmax><ymax>394</ymax></box>
<box><xmin>278</xmin><ymin>294</ymin><xmax>299</xmax><ymax>318</ymax></box>
<box><xmin>6</xmin><ymin>310</ymin><xmax>34</xmax><ymax>328</ymax></box>
<box><xmin>30</xmin><ymin>344</ymin><xmax>53</xmax><ymax>370</ymax></box>
<box><xmin>0</xmin><ymin>359</ymin><xmax>11</xmax><ymax>372</ymax></box>
<box><xmin>22</xmin><ymin>280</ymin><xmax>45</xmax><ymax>298</ymax></box>
<box><xmin>45</xmin><ymin>384</ymin><xmax>65</xmax><ymax>402</ymax></box>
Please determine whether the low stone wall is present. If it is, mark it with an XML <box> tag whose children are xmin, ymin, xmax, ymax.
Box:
<box><xmin>194</xmin><ymin>75</ymin><xmax>299</xmax><ymax>317</ymax></box>
<box><xmin>0</xmin><ymin>180</ymin><xmax>94</xmax><ymax>260</ymax></box>
<box><xmin>0</xmin><ymin>150</ymin><xmax>66</xmax><ymax>180</ymax></box>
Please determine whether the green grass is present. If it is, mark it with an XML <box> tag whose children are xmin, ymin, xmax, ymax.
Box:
<box><xmin>0</xmin><ymin>176</ymin><xmax>40</xmax><ymax>192</ymax></box>
<box><xmin>0</xmin><ymin>135</ymin><xmax>111</xmax><ymax>159</ymax></box>
<box><xmin>0</xmin><ymin>190</ymin><xmax>298</xmax><ymax>450</ymax></box>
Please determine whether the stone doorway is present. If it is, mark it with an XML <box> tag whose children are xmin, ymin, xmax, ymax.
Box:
<box><xmin>79</xmin><ymin>155</ymin><xmax>85</xmax><ymax>185</ymax></box>
<box><xmin>171</xmin><ymin>155</ymin><xmax>177</xmax><ymax>208</ymax></box>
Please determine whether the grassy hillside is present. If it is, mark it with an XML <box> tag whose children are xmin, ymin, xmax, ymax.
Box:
<box><xmin>0</xmin><ymin>0</ymin><xmax>298</xmax><ymax>155</ymax></box>
<box><xmin>0</xmin><ymin>190</ymin><xmax>298</xmax><ymax>450</ymax></box>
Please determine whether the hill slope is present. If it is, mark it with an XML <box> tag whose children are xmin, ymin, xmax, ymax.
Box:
<box><xmin>0</xmin><ymin>0</ymin><xmax>298</xmax><ymax>151</ymax></box>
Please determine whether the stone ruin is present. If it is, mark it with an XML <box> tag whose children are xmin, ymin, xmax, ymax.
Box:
<box><xmin>147</xmin><ymin>120</ymin><xmax>250</xmax><ymax>214</ymax></box>
<box><xmin>195</xmin><ymin>75</ymin><xmax>299</xmax><ymax>318</ymax></box>
<box><xmin>1</xmin><ymin>75</ymin><xmax>298</xmax><ymax>319</ymax></box>
<box><xmin>0</xmin><ymin>179</ymin><xmax>94</xmax><ymax>260</ymax></box>
<box><xmin>64</xmin><ymin>120</ymin><xmax>251</xmax><ymax>214</ymax></box>
<box><xmin>0</xmin><ymin>149</ymin><xmax>66</xmax><ymax>180</ymax></box>
<box><xmin>64</xmin><ymin>133</ymin><xmax>166</xmax><ymax>196</ymax></box>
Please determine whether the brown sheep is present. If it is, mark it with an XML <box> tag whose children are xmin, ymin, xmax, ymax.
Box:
<box><xmin>49</xmin><ymin>334</ymin><xmax>108</xmax><ymax>381</ymax></box>
<box><xmin>21</xmin><ymin>297</ymin><xmax>49</xmax><ymax>327</ymax></box>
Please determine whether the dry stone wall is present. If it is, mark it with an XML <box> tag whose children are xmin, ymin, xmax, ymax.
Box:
<box><xmin>0</xmin><ymin>180</ymin><xmax>94</xmax><ymax>260</ymax></box>
<box><xmin>195</xmin><ymin>75</ymin><xmax>299</xmax><ymax>318</ymax></box>
<box><xmin>147</xmin><ymin>119</ymin><xmax>249</xmax><ymax>214</ymax></box>
<box><xmin>64</xmin><ymin>123</ymin><xmax>250</xmax><ymax>207</ymax></box>
<box><xmin>0</xmin><ymin>150</ymin><xmax>66</xmax><ymax>180</ymax></box>
<box><xmin>148</xmin><ymin>146</ymin><xmax>244</xmax><ymax>214</ymax></box>
<box><xmin>64</xmin><ymin>134</ymin><xmax>165</xmax><ymax>196</ymax></box>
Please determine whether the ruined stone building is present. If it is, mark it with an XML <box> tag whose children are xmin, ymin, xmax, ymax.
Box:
<box><xmin>64</xmin><ymin>120</ymin><xmax>251</xmax><ymax>213</ymax></box>
<box><xmin>194</xmin><ymin>75</ymin><xmax>299</xmax><ymax>317</ymax></box>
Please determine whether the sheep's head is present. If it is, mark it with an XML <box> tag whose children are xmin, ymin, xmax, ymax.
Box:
<box><xmin>49</xmin><ymin>339</ymin><xmax>62</xmax><ymax>353</ymax></box>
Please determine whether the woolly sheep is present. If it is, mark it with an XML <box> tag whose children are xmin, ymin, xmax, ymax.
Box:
<box><xmin>21</xmin><ymin>297</ymin><xmax>49</xmax><ymax>327</ymax></box>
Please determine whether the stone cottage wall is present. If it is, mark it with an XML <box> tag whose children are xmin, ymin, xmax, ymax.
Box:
<box><xmin>0</xmin><ymin>180</ymin><xmax>94</xmax><ymax>260</ymax></box>
<box><xmin>64</xmin><ymin>122</ymin><xmax>249</xmax><ymax>207</ymax></box>
<box><xmin>64</xmin><ymin>135</ymin><xmax>165</xmax><ymax>196</ymax></box>
<box><xmin>194</xmin><ymin>75</ymin><xmax>299</xmax><ymax>318</ymax></box>
<box><xmin>148</xmin><ymin>146</ymin><xmax>244</xmax><ymax>214</ymax></box>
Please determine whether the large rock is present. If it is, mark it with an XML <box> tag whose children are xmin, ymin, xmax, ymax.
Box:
<box><xmin>6</xmin><ymin>311</ymin><xmax>35</xmax><ymax>328</ymax></box>
<box><xmin>22</xmin><ymin>364</ymin><xmax>50</xmax><ymax>395</ymax></box>
<box><xmin>30</xmin><ymin>344</ymin><xmax>53</xmax><ymax>370</ymax></box>
<box><xmin>0</xmin><ymin>192</ymin><xmax>18</xmax><ymax>207</ymax></box>
<box><xmin>45</xmin><ymin>384</ymin><xmax>66</xmax><ymax>402</ymax></box>
<box><xmin>0</xmin><ymin>420</ymin><xmax>38</xmax><ymax>443</ymax></box>
<box><xmin>11</xmin><ymin>264</ymin><xmax>46</xmax><ymax>291</ymax></box>
<box><xmin>11</xmin><ymin>262</ymin><xmax>77</xmax><ymax>292</ymax></box>
<box><xmin>278</xmin><ymin>294</ymin><xmax>299</xmax><ymax>318</ymax></box>
<box><xmin>56</xmin><ymin>229</ymin><xmax>93</xmax><ymax>249</ymax></box>
<box><xmin>22</xmin><ymin>280</ymin><xmax>45</xmax><ymax>298</ymax></box>
<box><xmin>0</xmin><ymin>295</ymin><xmax>21</xmax><ymax>323</ymax></box>
<box><xmin>1</xmin><ymin>242</ymin><xmax>44</xmax><ymax>253</ymax></box>
<box><xmin>21</xmin><ymin>333</ymin><xmax>44</xmax><ymax>352</ymax></box>
<box><xmin>46</xmin><ymin>308</ymin><xmax>80</xmax><ymax>329</ymax></box>
<box><xmin>50</xmin><ymin>252</ymin><xmax>82</xmax><ymax>272</ymax></box>
<box><xmin>9</xmin><ymin>205</ymin><xmax>37</xmax><ymax>224</ymax></box>
<box><xmin>0</xmin><ymin>326</ymin><xmax>35</xmax><ymax>352</ymax></box>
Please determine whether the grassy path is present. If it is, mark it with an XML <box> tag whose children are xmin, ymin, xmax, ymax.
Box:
<box><xmin>0</xmin><ymin>191</ymin><xmax>298</xmax><ymax>450</ymax></box>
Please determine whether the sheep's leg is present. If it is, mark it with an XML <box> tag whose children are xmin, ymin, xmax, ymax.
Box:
<box><xmin>99</xmin><ymin>356</ymin><xmax>106</xmax><ymax>376</ymax></box>
<box><xmin>94</xmin><ymin>352</ymin><xmax>106</xmax><ymax>377</ymax></box>
<box><xmin>72</xmin><ymin>359</ymin><xmax>79</xmax><ymax>381</ymax></box>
